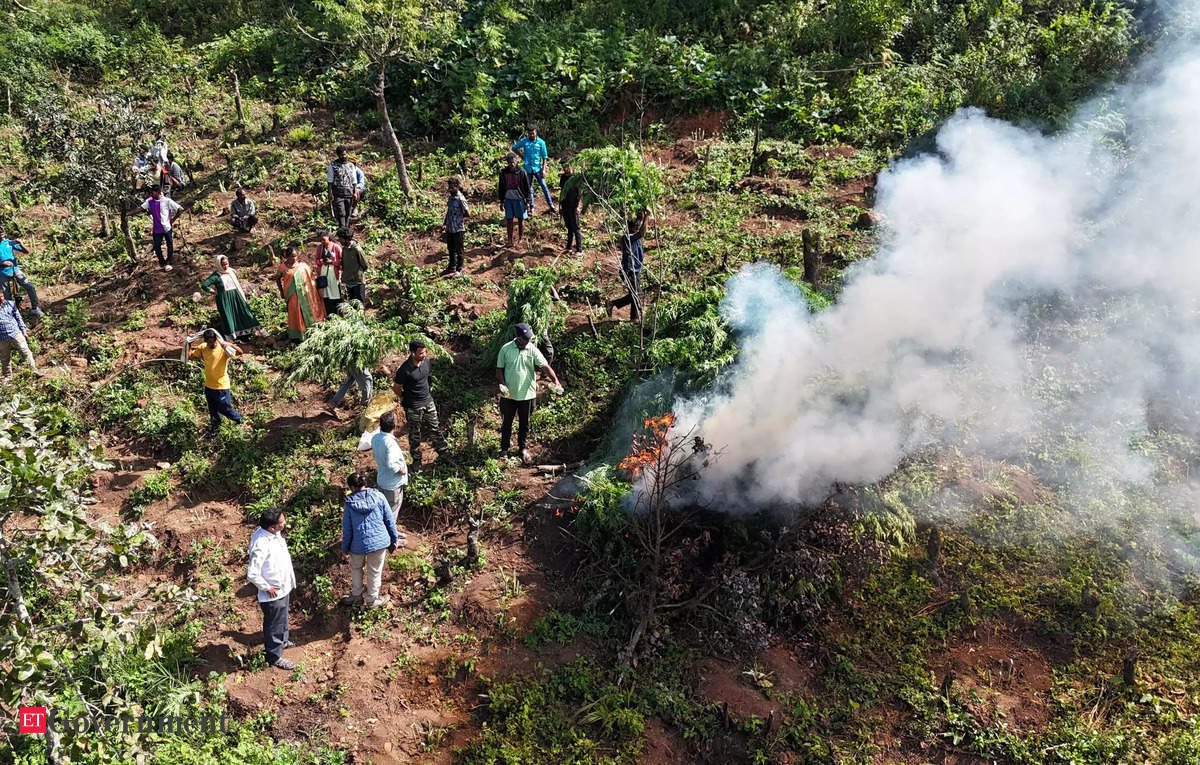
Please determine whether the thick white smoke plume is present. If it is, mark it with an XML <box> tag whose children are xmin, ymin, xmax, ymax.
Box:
<box><xmin>676</xmin><ymin>18</ymin><xmax>1200</xmax><ymax>516</ymax></box>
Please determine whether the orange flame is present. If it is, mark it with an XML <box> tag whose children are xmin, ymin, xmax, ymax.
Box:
<box><xmin>619</xmin><ymin>413</ymin><xmax>676</xmax><ymax>477</ymax></box>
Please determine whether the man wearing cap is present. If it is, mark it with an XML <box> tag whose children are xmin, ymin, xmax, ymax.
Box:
<box><xmin>0</xmin><ymin>231</ymin><xmax>42</xmax><ymax>318</ymax></box>
<box><xmin>327</xmin><ymin>145</ymin><xmax>365</xmax><ymax>231</ymax></box>
<box><xmin>495</xmin><ymin>322</ymin><xmax>563</xmax><ymax>464</ymax></box>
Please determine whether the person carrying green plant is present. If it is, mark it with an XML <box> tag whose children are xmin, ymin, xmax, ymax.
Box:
<box><xmin>497</xmin><ymin>152</ymin><xmax>531</xmax><ymax>248</ymax></box>
<box><xmin>392</xmin><ymin>339</ymin><xmax>451</xmax><ymax>468</ymax></box>
<box><xmin>187</xmin><ymin>328</ymin><xmax>244</xmax><ymax>436</ymax></box>
<box><xmin>496</xmin><ymin>322</ymin><xmax>563</xmax><ymax>465</ymax></box>
<box><xmin>339</xmin><ymin>472</ymin><xmax>403</xmax><ymax>609</ymax></box>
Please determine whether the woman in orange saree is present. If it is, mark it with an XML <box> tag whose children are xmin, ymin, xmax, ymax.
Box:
<box><xmin>277</xmin><ymin>244</ymin><xmax>326</xmax><ymax>340</ymax></box>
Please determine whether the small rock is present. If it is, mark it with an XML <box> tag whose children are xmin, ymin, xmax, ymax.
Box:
<box><xmin>384</xmin><ymin>742</ymin><xmax>392</xmax><ymax>753</ymax></box>
<box><xmin>425</xmin><ymin>674</ymin><xmax>437</xmax><ymax>685</ymax></box>
<box><xmin>156</xmin><ymin>461</ymin><xmax>171</xmax><ymax>470</ymax></box>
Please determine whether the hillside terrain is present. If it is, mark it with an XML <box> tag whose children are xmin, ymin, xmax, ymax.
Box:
<box><xmin>5</xmin><ymin>1</ymin><xmax>1200</xmax><ymax>765</ymax></box>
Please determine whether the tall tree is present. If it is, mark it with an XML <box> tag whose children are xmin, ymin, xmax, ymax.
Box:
<box><xmin>22</xmin><ymin>95</ymin><xmax>154</xmax><ymax>264</ymax></box>
<box><xmin>295</xmin><ymin>0</ymin><xmax>461</xmax><ymax>195</ymax></box>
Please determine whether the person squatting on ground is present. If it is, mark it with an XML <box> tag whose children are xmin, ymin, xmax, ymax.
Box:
<box><xmin>141</xmin><ymin>188</ymin><xmax>183</xmax><ymax>271</ymax></box>
<box><xmin>0</xmin><ymin>290</ymin><xmax>40</xmax><ymax>379</ymax></box>
<box><xmin>337</xmin><ymin>228</ymin><xmax>369</xmax><ymax>305</ymax></box>
<box><xmin>441</xmin><ymin>177</ymin><xmax>470</xmax><ymax>277</ymax></box>
<box><xmin>609</xmin><ymin>208</ymin><xmax>649</xmax><ymax>321</ymax></box>
<box><xmin>498</xmin><ymin>152</ymin><xmax>531</xmax><ymax>248</ymax></box>
<box><xmin>371</xmin><ymin>411</ymin><xmax>408</xmax><ymax>520</ymax></box>
<box><xmin>230</xmin><ymin>188</ymin><xmax>258</xmax><ymax>232</ymax></box>
<box><xmin>512</xmin><ymin>123</ymin><xmax>555</xmax><ymax>214</ymax></box>
<box><xmin>559</xmin><ymin>163</ymin><xmax>583</xmax><ymax>255</ymax></box>
<box><xmin>339</xmin><ymin>472</ymin><xmax>404</xmax><ymax>609</ymax></box>
<box><xmin>246</xmin><ymin>508</ymin><xmax>297</xmax><ymax>670</ymax></box>
<box><xmin>327</xmin><ymin>145</ymin><xmax>365</xmax><ymax>231</ymax></box>
<box><xmin>202</xmin><ymin>255</ymin><xmax>262</xmax><ymax>340</ymax></box>
<box><xmin>392</xmin><ymin>339</ymin><xmax>451</xmax><ymax>468</ymax></box>
<box><xmin>0</xmin><ymin>231</ymin><xmax>43</xmax><ymax>317</ymax></box>
<box><xmin>188</xmin><ymin>328</ymin><xmax>244</xmax><ymax>435</ymax></box>
<box><xmin>496</xmin><ymin>322</ymin><xmax>563</xmax><ymax>465</ymax></box>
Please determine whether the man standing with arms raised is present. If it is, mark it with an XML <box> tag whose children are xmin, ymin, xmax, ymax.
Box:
<box><xmin>246</xmin><ymin>508</ymin><xmax>297</xmax><ymax>671</ymax></box>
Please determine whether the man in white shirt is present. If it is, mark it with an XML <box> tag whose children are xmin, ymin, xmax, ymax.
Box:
<box><xmin>370</xmin><ymin>411</ymin><xmax>408</xmax><ymax>521</ymax></box>
<box><xmin>246</xmin><ymin>508</ymin><xmax>297</xmax><ymax>670</ymax></box>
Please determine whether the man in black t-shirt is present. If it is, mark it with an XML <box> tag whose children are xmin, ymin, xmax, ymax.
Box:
<box><xmin>392</xmin><ymin>339</ymin><xmax>451</xmax><ymax>468</ymax></box>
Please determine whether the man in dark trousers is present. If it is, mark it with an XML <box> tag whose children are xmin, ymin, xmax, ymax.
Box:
<box><xmin>338</xmin><ymin>227</ymin><xmax>369</xmax><ymax>305</ymax></box>
<box><xmin>246</xmin><ymin>508</ymin><xmax>297</xmax><ymax>670</ymax></box>
<box><xmin>392</xmin><ymin>339</ymin><xmax>452</xmax><ymax>468</ymax></box>
<box><xmin>496</xmin><ymin>322</ymin><xmax>563</xmax><ymax>465</ymax></box>
<box><xmin>559</xmin><ymin>162</ymin><xmax>583</xmax><ymax>255</ymax></box>
<box><xmin>327</xmin><ymin>145</ymin><xmax>364</xmax><ymax>231</ymax></box>
<box><xmin>608</xmin><ymin>209</ymin><xmax>648</xmax><ymax>321</ymax></box>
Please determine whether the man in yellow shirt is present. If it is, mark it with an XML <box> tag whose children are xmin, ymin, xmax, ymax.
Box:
<box><xmin>188</xmin><ymin>328</ymin><xmax>244</xmax><ymax>435</ymax></box>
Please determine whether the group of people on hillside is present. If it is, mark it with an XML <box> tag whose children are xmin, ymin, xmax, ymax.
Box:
<box><xmin>242</xmin><ymin>326</ymin><xmax>563</xmax><ymax>669</ymax></box>
<box><xmin>9</xmin><ymin>126</ymin><xmax>637</xmax><ymax>672</ymax></box>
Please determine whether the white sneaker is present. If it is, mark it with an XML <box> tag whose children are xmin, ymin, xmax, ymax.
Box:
<box><xmin>32</xmin><ymin>308</ymin><xmax>44</xmax><ymax>318</ymax></box>
<box><xmin>164</xmin><ymin>264</ymin><xmax>174</xmax><ymax>272</ymax></box>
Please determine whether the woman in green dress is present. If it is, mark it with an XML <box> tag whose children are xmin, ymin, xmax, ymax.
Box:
<box><xmin>202</xmin><ymin>255</ymin><xmax>262</xmax><ymax>340</ymax></box>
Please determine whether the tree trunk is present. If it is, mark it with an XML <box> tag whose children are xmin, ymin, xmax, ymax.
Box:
<box><xmin>99</xmin><ymin>209</ymin><xmax>110</xmax><ymax>238</ymax></box>
<box><xmin>231</xmin><ymin>69</ymin><xmax>244</xmax><ymax>124</ymax></box>
<box><xmin>118</xmin><ymin>202</ymin><xmax>137</xmax><ymax>264</ymax></box>
<box><xmin>374</xmin><ymin>65</ymin><xmax>412</xmax><ymax>195</ymax></box>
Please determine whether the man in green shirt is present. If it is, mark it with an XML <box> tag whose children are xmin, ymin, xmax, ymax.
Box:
<box><xmin>496</xmin><ymin>322</ymin><xmax>563</xmax><ymax>464</ymax></box>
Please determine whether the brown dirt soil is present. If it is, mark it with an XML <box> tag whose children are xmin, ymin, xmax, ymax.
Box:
<box><xmin>930</xmin><ymin>618</ymin><xmax>1058</xmax><ymax>733</ymax></box>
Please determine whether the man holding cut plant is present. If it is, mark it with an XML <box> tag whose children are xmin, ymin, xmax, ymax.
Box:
<box><xmin>496</xmin><ymin>322</ymin><xmax>563</xmax><ymax>465</ymax></box>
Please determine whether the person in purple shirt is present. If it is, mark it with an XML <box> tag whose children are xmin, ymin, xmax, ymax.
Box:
<box><xmin>140</xmin><ymin>188</ymin><xmax>183</xmax><ymax>271</ymax></box>
<box><xmin>0</xmin><ymin>291</ymin><xmax>40</xmax><ymax>379</ymax></box>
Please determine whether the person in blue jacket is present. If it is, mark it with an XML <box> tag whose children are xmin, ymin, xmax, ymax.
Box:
<box><xmin>511</xmin><ymin>124</ymin><xmax>555</xmax><ymax>215</ymax></box>
<box><xmin>338</xmin><ymin>472</ymin><xmax>405</xmax><ymax>608</ymax></box>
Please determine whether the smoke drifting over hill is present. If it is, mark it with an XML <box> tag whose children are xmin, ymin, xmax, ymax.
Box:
<box><xmin>676</xmin><ymin>14</ymin><xmax>1200</xmax><ymax>530</ymax></box>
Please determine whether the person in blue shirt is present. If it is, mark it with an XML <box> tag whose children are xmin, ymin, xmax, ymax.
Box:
<box><xmin>608</xmin><ymin>209</ymin><xmax>648</xmax><ymax>321</ymax></box>
<box><xmin>511</xmin><ymin>124</ymin><xmax>556</xmax><ymax>215</ymax></box>
<box><xmin>0</xmin><ymin>232</ymin><xmax>42</xmax><ymax>318</ymax></box>
<box><xmin>0</xmin><ymin>290</ymin><xmax>40</xmax><ymax>379</ymax></box>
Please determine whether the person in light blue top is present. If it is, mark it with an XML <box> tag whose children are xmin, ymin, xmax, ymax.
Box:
<box><xmin>370</xmin><ymin>411</ymin><xmax>408</xmax><ymax>521</ymax></box>
<box><xmin>0</xmin><ymin>231</ymin><xmax>42</xmax><ymax>318</ymax></box>
<box><xmin>511</xmin><ymin>124</ymin><xmax>555</xmax><ymax>214</ymax></box>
